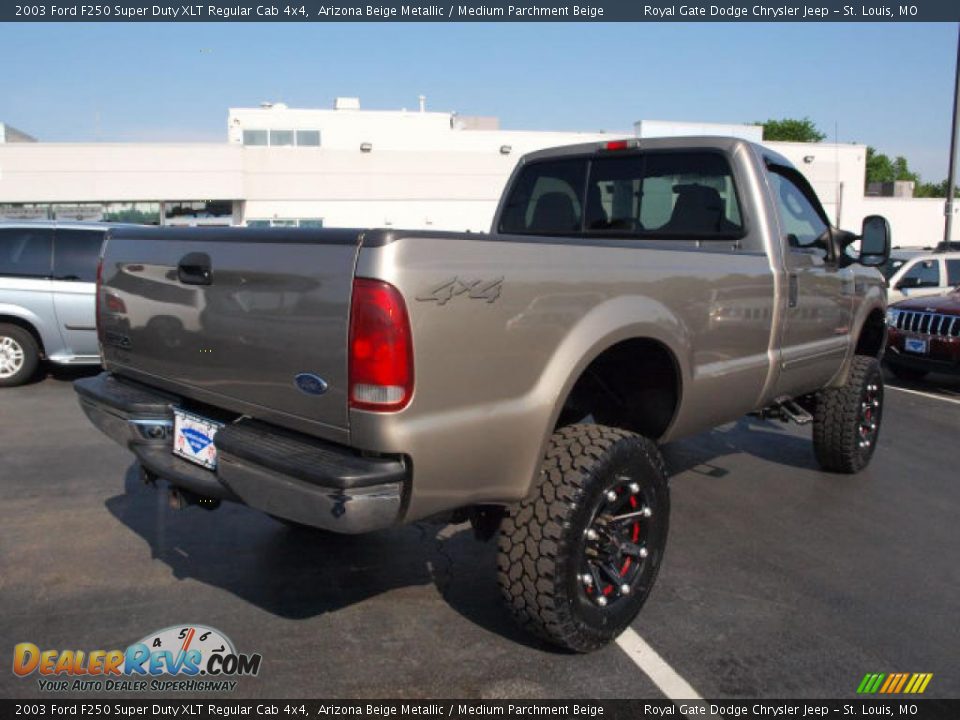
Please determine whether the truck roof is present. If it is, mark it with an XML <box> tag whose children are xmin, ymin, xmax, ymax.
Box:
<box><xmin>519</xmin><ymin>135</ymin><xmax>796</xmax><ymax>171</ymax></box>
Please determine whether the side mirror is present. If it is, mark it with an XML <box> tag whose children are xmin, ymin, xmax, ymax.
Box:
<box><xmin>859</xmin><ymin>215</ymin><xmax>891</xmax><ymax>267</ymax></box>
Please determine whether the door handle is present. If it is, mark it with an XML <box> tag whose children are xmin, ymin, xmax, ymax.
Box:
<box><xmin>177</xmin><ymin>252</ymin><xmax>212</xmax><ymax>286</ymax></box>
<box><xmin>788</xmin><ymin>272</ymin><xmax>798</xmax><ymax>308</ymax></box>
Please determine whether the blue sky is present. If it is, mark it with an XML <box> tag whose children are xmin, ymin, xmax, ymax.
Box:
<box><xmin>1</xmin><ymin>22</ymin><xmax>956</xmax><ymax>181</ymax></box>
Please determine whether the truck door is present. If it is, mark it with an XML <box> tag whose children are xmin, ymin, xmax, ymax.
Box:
<box><xmin>51</xmin><ymin>228</ymin><xmax>104</xmax><ymax>360</ymax></box>
<box><xmin>767</xmin><ymin>163</ymin><xmax>853</xmax><ymax>397</ymax></box>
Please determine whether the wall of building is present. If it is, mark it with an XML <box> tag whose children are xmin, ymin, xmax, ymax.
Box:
<box><xmin>0</xmin><ymin>105</ymin><xmax>954</xmax><ymax>243</ymax></box>
<box><xmin>860</xmin><ymin>197</ymin><xmax>955</xmax><ymax>247</ymax></box>
<box><xmin>0</xmin><ymin>143</ymin><xmax>242</xmax><ymax>201</ymax></box>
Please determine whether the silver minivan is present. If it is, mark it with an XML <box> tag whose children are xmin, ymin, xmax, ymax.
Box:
<box><xmin>0</xmin><ymin>222</ymin><xmax>112</xmax><ymax>386</ymax></box>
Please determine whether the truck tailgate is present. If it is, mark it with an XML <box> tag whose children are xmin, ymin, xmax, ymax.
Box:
<box><xmin>98</xmin><ymin>226</ymin><xmax>361</xmax><ymax>436</ymax></box>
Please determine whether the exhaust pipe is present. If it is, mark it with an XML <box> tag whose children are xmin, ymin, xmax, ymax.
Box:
<box><xmin>168</xmin><ymin>486</ymin><xmax>221</xmax><ymax>512</ymax></box>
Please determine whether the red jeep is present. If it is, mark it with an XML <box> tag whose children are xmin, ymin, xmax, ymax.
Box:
<box><xmin>885</xmin><ymin>287</ymin><xmax>960</xmax><ymax>380</ymax></box>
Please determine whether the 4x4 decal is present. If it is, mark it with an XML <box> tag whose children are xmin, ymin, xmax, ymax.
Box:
<box><xmin>416</xmin><ymin>276</ymin><xmax>503</xmax><ymax>305</ymax></box>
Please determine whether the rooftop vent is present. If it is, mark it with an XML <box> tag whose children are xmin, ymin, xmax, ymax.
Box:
<box><xmin>335</xmin><ymin>97</ymin><xmax>361</xmax><ymax>111</ymax></box>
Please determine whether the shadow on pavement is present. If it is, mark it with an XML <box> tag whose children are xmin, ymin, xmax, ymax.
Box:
<box><xmin>102</xmin><ymin>414</ymin><xmax>824</xmax><ymax>650</ymax></box>
<box><xmin>44</xmin><ymin>364</ymin><xmax>102</xmax><ymax>384</ymax></box>
<box><xmin>664</xmin><ymin>416</ymin><xmax>820</xmax><ymax>475</ymax></box>
<box><xmin>105</xmin><ymin>463</ymin><xmax>556</xmax><ymax>652</ymax></box>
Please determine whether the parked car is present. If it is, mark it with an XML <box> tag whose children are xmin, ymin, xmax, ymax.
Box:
<box><xmin>0</xmin><ymin>222</ymin><xmax>111</xmax><ymax>386</ymax></box>
<box><xmin>885</xmin><ymin>251</ymin><xmax>960</xmax><ymax>303</ymax></box>
<box><xmin>879</xmin><ymin>249</ymin><xmax>927</xmax><ymax>282</ymax></box>
<box><xmin>75</xmin><ymin>137</ymin><xmax>890</xmax><ymax>652</ymax></box>
<box><xmin>885</xmin><ymin>288</ymin><xmax>960</xmax><ymax>380</ymax></box>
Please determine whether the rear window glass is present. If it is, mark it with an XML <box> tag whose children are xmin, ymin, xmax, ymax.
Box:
<box><xmin>54</xmin><ymin>229</ymin><xmax>104</xmax><ymax>282</ymax></box>
<box><xmin>498</xmin><ymin>159</ymin><xmax>587</xmax><ymax>235</ymax></box>
<box><xmin>0</xmin><ymin>228</ymin><xmax>53</xmax><ymax>278</ymax></box>
<box><xmin>587</xmin><ymin>152</ymin><xmax>742</xmax><ymax>238</ymax></box>
<box><xmin>498</xmin><ymin>151</ymin><xmax>743</xmax><ymax>239</ymax></box>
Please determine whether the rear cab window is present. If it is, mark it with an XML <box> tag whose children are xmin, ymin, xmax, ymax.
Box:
<box><xmin>498</xmin><ymin>150</ymin><xmax>745</xmax><ymax>244</ymax></box>
<box><xmin>498</xmin><ymin>159</ymin><xmax>586</xmax><ymax>235</ymax></box>
<box><xmin>0</xmin><ymin>227</ymin><xmax>54</xmax><ymax>278</ymax></box>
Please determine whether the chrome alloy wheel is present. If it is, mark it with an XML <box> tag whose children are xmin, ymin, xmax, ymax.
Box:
<box><xmin>579</xmin><ymin>476</ymin><xmax>653</xmax><ymax>607</ymax></box>
<box><xmin>0</xmin><ymin>335</ymin><xmax>25</xmax><ymax>379</ymax></box>
<box><xmin>858</xmin><ymin>382</ymin><xmax>881</xmax><ymax>450</ymax></box>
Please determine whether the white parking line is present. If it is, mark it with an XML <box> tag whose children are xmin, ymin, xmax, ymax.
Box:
<box><xmin>887</xmin><ymin>385</ymin><xmax>960</xmax><ymax>406</ymax></box>
<box><xmin>616</xmin><ymin>627</ymin><xmax>711</xmax><ymax>715</ymax></box>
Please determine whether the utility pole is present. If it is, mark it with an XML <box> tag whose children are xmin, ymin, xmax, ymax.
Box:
<box><xmin>943</xmin><ymin>23</ymin><xmax>960</xmax><ymax>248</ymax></box>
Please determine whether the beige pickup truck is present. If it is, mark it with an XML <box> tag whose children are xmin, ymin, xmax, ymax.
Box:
<box><xmin>75</xmin><ymin>136</ymin><xmax>890</xmax><ymax>651</ymax></box>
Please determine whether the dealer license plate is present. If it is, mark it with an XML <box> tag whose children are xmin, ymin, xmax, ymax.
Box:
<box><xmin>173</xmin><ymin>409</ymin><xmax>223</xmax><ymax>470</ymax></box>
<box><xmin>904</xmin><ymin>337</ymin><xmax>928</xmax><ymax>355</ymax></box>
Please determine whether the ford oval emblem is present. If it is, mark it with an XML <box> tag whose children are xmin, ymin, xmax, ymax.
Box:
<box><xmin>294</xmin><ymin>373</ymin><xmax>328</xmax><ymax>396</ymax></box>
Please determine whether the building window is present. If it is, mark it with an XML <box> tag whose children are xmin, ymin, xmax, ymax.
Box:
<box><xmin>270</xmin><ymin>130</ymin><xmax>294</xmax><ymax>147</ymax></box>
<box><xmin>0</xmin><ymin>201</ymin><xmax>160</xmax><ymax>224</ymax></box>
<box><xmin>164</xmin><ymin>201</ymin><xmax>234</xmax><ymax>226</ymax></box>
<box><xmin>242</xmin><ymin>130</ymin><xmax>268</xmax><ymax>146</ymax></box>
<box><xmin>242</xmin><ymin>128</ymin><xmax>320</xmax><ymax>147</ymax></box>
<box><xmin>245</xmin><ymin>218</ymin><xmax>324</xmax><ymax>228</ymax></box>
<box><xmin>165</xmin><ymin>200</ymin><xmax>232</xmax><ymax>219</ymax></box>
<box><xmin>296</xmin><ymin>130</ymin><xmax>321</xmax><ymax>147</ymax></box>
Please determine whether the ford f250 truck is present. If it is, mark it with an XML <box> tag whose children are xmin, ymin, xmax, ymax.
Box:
<box><xmin>75</xmin><ymin>137</ymin><xmax>891</xmax><ymax>652</ymax></box>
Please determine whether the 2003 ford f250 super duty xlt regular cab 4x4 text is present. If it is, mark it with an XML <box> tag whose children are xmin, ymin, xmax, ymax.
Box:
<box><xmin>75</xmin><ymin>136</ymin><xmax>891</xmax><ymax>652</ymax></box>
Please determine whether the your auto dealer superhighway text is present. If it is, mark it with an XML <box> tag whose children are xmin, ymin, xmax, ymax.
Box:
<box><xmin>644</xmin><ymin>4</ymin><xmax>831</xmax><ymax>17</ymax></box>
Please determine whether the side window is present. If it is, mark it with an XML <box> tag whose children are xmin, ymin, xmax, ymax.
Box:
<box><xmin>946</xmin><ymin>259</ymin><xmax>960</xmax><ymax>286</ymax></box>
<box><xmin>498</xmin><ymin>159</ymin><xmax>587</xmax><ymax>235</ymax></box>
<box><xmin>898</xmin><ymin>260</ymin><xmax>940</xmax><ymax>289</ymax></box>
<box><xmin>768</xmin><ymin>166</ymin><xmax>830</xmax><ymax>258</ymax></box>
<box><xmin>0</xmin><ymin>228</ymin><xmax>53</xmax><ymax>278</ymax></box>
<box><xmin>585</xmin><ymin>152</ymin><xmax>743</xmax><ymax>238</ymax></box>
<box><xmin>53</xmin><ymin>230</ymin><xmax>104</xmax><ymax>282</ymax></box>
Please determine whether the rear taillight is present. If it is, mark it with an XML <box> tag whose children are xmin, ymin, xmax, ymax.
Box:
<box><xmin>349</xmin><ymin>278</ymin><xmax>414</xmax><ymax>412</ymax></box>
<box><xmin>95</xmin><ymin>257</ymin><xmax>104</xmax><ymax>342</ymax></box>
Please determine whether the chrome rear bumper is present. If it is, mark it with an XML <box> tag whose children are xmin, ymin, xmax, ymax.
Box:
<box><xmin>75</xmin><ymin>372</ymin><xmax>406</xmax><ymax>533</ymax></box>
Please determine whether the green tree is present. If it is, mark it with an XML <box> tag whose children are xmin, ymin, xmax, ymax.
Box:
<box><xmin>866</xmin><ymin>147</ymin><xmax>926</xmax><ymax>188</ymax></box>
<box><xmin>865</xmin><ymin>146</ymin><xmax>895</xmax><ymax>184</ymax></box>
<box><xmin>891</xmin><ymin>156</ymin><xmax>919</xmax><ymax>183</ymax></box>
<box><xmin>755</xmin><ymin>117</ymin><xmax>826</xmax><ymax>143</ymax></box>
<box><xmin>914</xmin><ymin>179</ymin><xmax>960</xmax><ymax>198</ymax></box>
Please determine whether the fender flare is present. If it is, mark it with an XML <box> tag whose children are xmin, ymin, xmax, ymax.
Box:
<box><xmin>520</xmin><ymin>295</ymin><xmax>687</xmax><ymax>500</ymax></box>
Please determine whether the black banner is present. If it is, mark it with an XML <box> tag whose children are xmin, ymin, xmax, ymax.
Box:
<box><xmin>3</xmin><ymin>0</ymin><xmax>959</xmax><ymax>22</ymax></box>
<box><xmin>1</xmin><ymin>700</ymin><xmax>958</xmax><ymax>719</ymax></box>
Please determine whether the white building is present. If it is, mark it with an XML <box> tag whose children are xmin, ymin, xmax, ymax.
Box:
<box><xmin>0</xmin><ymin>98</ymin><xmax>952</xmax><ymax>246</ymax></box>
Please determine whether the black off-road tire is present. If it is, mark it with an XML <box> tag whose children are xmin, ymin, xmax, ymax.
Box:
<box><xmin>0</xmin><ymin>323</ymin><xmax>41</xmax><ymax>388</ymax></box>
<box><xmin>813</xmin><ymin>355</ymin><xmax>884</xmax><ymax>474</ymax></box>
<box><xmin>886</xmin><ymin>362</ymin><xmax>928</xmax><ymax>383</ymax></box>
<box><xmin>497</xmin><ymin>424</ymin><xmax>670</xmax><ymax>653</ymax></box>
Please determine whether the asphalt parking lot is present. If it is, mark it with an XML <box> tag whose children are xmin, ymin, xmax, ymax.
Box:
<box><xmin>2</xmin><ymin>367</ymin><xmax>958</xmax><ymax>700</ymax></box>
